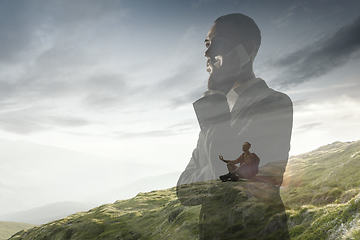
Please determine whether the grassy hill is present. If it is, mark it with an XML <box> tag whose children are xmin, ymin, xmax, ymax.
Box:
<box><xmin>0</xmin><ymin>222</ymin><xmax>35</xmax><ymax>240</ymax></box>
<box><xmin>9</xmin><ymin>187</ymin><xmax>200</xmax><ymax>239</ymax></box>
<box><xmin>8</xmin><ymin>140</ymin><xmax>360</xmax><ymax>239</ymax></box>
<box><xmin>281</xmin><ymin>140</ymin><xmax>360</xmax><ymax>208</ymax></box>
<box><xmin>280</xmin><ymin>140</ymin><xmax>360</xmax><ymax>239</ymax></box>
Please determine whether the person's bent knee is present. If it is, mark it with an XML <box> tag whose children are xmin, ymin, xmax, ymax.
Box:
<box><xmin>227</xmin><ymin>162</ymin><xmax>237</xmax><ymax>172</ymax></box>
<box><xmin>227</xmin><ymin>162</ymin><xmax>235</xmax><ymax>168</ymax></box>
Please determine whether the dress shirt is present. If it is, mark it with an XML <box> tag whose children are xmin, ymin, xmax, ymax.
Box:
<box><xmin>202</xmin><ymin>78</ymin><xmax>262</xmax><ymax>111</ymax></box>
<box><xmin>227</xmin><ymin>77</ymin><xmax>262</xmax><ymax>111</ymax></box>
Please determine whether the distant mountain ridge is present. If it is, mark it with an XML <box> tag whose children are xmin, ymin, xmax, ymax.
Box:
<box><xmin>89</xmin><ymin>171</ymin><xmax>181</xmax><ymax>205</ymax></box>
<box><xmin>9</xmin><ymin>140</ymin><xmax>360</xmax><ymax>239</ymax></box>
<box><xmin>0</xmin><ymin>202</ymin><xmax>93</xmax><ymax>225</ymax></box>
<box><xmin>0</xmin><ymin>138</ymin><xmax>179</xmax><ymax>216</ymax></box>
<box><xmin>0</xmin><ymin>172</ymin><xmax>181</xmax><ymax>225</ymax></box>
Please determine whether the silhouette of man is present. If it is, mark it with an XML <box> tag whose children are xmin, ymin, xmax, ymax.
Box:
<box><xmin>219</xmin><ymin>142</ymin><xmax>260</xmax><ymax>181</ymax></box>
<box><xmin>177</xmin><ymin>13</ymin><xmax>293</xmax><ymax>239</ymax></box>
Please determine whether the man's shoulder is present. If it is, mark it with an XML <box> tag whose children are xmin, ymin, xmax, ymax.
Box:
<box><xmin>248</xmin><ymin>79</ymin><xmax>292</xmax><ymax>105</ymax></box>
<box><xmin>256</xmin><ymin>80</ymin><xmax>293</xmax><ymax>110</ymax></box>
<box><xmin>268</xmin><ymin>89</ymin><xmax>292</xmax><ymax>107</ymax></box>
<box><xmin>237</xmin><ymin>81</ymin><xmax>293</xmax><ymax>119</ymax></box>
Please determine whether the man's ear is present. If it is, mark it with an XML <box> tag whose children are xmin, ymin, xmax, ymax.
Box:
<box><xmin>244</xmin><ymin>40</ymin><xmax>256</xmax><ymax>57</ymax></box>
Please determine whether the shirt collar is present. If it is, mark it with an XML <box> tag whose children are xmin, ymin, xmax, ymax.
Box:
<box><xmin>227</xmin><ymin>78</ymin><xmax>262</xmax><ymax>111</ymax></box>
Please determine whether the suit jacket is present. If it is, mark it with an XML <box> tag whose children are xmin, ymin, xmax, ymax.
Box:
<box><xmin>176</xmin><ymin>79</ymin><xmax>293</xmax><ymax>239</ymax></box>
<box><xmin>177</xmin><ymin>79</ymin><xmax>293</xmax><ymax>187</ymax></box>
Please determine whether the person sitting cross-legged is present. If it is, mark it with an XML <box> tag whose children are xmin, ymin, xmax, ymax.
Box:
<box><xmin>219</xmin><ymin>142</ymin><xmax>260</xmax><ymax>181</ymax></box>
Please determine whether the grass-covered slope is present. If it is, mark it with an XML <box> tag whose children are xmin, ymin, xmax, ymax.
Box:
<box><xmin>9</xmin><ymin>187</ymin><xmax>200</xmax><ymax>240</ymax></box>
<box><xmin>281</xmin><ymin>140</ymin><xmax>360</xmax><ymax>239</ymax></box>
<box><xmin>9</xmin><ymin>179</ymin><xmax>291</xmax><ymax>240</ymax></box>
<box><xmin>9</xmin><ymin>140</ymin><xmax>360</xmax><ymax>240</ymax></box>
<box><xmin>0</xmin><ymin>221</ymin><xmax>35</xmax><ymax>240</ymax></box>
<box><xmin>281</xmin><ymin>140</ymin><xmax>360</xmax><ymax>208</ymax></box>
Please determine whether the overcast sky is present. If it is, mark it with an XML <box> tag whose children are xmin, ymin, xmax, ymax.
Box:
<box><xmin>1</xmin><ymin>0</ymin><xmax>360</xmax><ymax>181</ymax></box>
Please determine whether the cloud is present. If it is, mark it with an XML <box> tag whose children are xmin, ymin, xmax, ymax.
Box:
<box><xmin>49</xmin><ymin>116</ymin><xmax>89</xmax><ymax>127</ymax></box>
<box><xmin>272</xmin><ymin>12</ymin><xmax>295</xmax><ymax>28</ymax></box>
<box><xmin>272</xmin><ymin>15</ymin><xmax>360</xmax><ymax>87</ymax></box>
<box><xmin>0</xmin><ymin>109</ymin><xmax>90</xmax><ymax>135</ymax></box>
<box><xmin>82</xmin><ymin>74</ymin><xmax>128</xmax><ymax>108</ymax></box>
<box><xmin>340</xmin><ymin>115</ymin><xmax>355</xmax><ymax>120</ymax></box>
<box><xmin>151</xmin><ymin>65</ymin><xmax>198</xmax><ymax>91</ymax></box>
<box><xmin>271</xmin><ymin>3</ymin><xmax>300</xmax><ymax>28</ymax></box>
<box><xmin>296</xmin><ymin>122</ymin><xmax>322</xmax><ymax>131</ymax></box>
<box><xmin>166</xmin><ymin>119</ymin><xmax>198</xmax><ymax>131</ymax></box>
<box><xmin>116</xmin><ymin>129</ymin><xmax>175</xmax><ymax>139</ymax></box>
<box><xmin>134</xmin><ymin>62</ymin><xmax>204</xmax><ymax>109</ymax></box>
<box><xmin>190</xmin><ymin>0</ymin><xmax>217</xmax><ymax>10</ymax></box>
<box><xmin>0</xmin><ymin>0</ymin><xmax>130</xmax><ymax>96</ymax></box>
<box><xmin>292</xmin><ymin>98</ymin><xmax>309</xmax><ymax>107</ymax></box>
<box><xmin>333</xmin><ymin>6</ymin><xmax>344</xmax><ymax>14</ymax></box>
<box><xmin>116</xmin><ymin>119</ymin><xmax>198</xmax><ymax>139</ymax></box>
<box><xmin>167</xmin><ymin>85</ymin><xmax>205</xmax><ymax>108</ymax></box>
<box><xmin>0</xmin><ymin>114</ymin><xmax>46</xmax><ymax>135</ymax></box>
<box><xmin>0</xmin><ymin>0</ymin><xmax>127</xmax><ymax>63</ymax></box>
<box><xmin>0</xmin><ymin>1</ymin><xmax>38</xmax><ymax>64</ymax></box>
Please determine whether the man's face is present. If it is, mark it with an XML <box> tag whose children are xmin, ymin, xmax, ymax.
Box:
<box><xmin>204</xmin><ymin>22</ymin><xmax>240</xmax><ymax>72</ymax></box>
<box><xmin>242</xmin><ymin>143</ymin><xmax>250</xmax><ymax>151</ymax></box>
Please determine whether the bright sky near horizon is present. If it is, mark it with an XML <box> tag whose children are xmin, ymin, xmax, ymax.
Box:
<box><xmin>1</xmin><ymin>0</ymin><xmax>360</xmax><ymax>175</ymax></box>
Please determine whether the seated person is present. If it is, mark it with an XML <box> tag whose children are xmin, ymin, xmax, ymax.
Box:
<box><xmin>219</xmin><ymin>142</ymin><xmax>260</xmax><ymax>181</ymax></box>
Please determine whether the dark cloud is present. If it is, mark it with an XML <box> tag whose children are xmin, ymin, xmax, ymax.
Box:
<box><xmin>0</xmin><ymin>0</ymin><xmax>129</xmax><ymax>102</ymax></box>
<box><xmin>273</xmin><ymin>15</ymin><xmax>360</xmax><ymax>87</ymax></box>
<box><xmin>0</xmin><ymin>1</ymin><xmax>38</xmax><ymax>64</ymax></box>
<box><xmin>0</xmin><ymin>0</ymin><xmax>123</xmax><ymax>64</ymax></box>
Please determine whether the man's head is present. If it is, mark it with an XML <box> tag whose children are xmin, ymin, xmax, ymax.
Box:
<box><xmin>205</xmin><ymin>13</ymin><xmax>261</xmax><ymax>66</ymax></box>
<box><xmin>242</xmin><ymin>142</ymin><xmax>251</xmax><ymax>151</ymax></box>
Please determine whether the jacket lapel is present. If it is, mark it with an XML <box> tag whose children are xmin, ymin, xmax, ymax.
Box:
<box><xmin>230</xmin><ymin>80</ymin><xmax>273</xmax><ymax>124</ymax></box>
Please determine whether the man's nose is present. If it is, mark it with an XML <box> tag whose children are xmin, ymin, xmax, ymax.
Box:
<box><xmin>204</xmin><ymin>46</ymin><xmax>213</xmax><ymax>58</ymax></box>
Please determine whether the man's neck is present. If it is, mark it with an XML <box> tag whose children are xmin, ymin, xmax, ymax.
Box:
<box><xmin>232</xmin><ymin>69</ymin><xmax>256</xmax><ymax>90</ymax></box>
